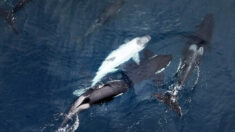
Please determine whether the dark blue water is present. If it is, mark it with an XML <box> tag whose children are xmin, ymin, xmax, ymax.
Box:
<box><xmin>0</xmin><ymin>0</ymin><xmax>235</xmax><ymax>132</ymax></box>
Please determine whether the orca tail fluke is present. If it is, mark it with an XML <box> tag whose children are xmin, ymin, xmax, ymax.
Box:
<box><xmin>60</xmin><ymin>115</ymin><xmax>70</xmax><ymax>128</ymax></box>
<box><xmin>154</xmin><ymin>92</ymin><xmax>182</xmax><ymax>117</ymax></box>
<box><xmin>0</xmin><ymin>8</ymin><xmax>19</xmax><ymax>34</ymax></box>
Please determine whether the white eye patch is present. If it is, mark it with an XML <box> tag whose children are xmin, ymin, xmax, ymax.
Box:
<box><xmin>189</xmin><ymin>44</ymin><xmax>197</xmax><ymax>52</ymax></box>
<box><xmin>198</xmin><ymin>47</ymin><xmax>204</xmax><ymax>55</ymax></box>
<box><xmin>189</xmin><ymin>44</ymin><xmax>204</xmax><ymax>55</ymax></box>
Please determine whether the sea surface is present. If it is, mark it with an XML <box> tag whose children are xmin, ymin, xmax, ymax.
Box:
<box><xmin>0</xmin><ymin>0</ymin><xmax>235</xmax><ymax>132</ymax></box>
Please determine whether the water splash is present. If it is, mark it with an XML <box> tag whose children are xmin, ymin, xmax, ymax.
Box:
<box><xmin>56</xmin><ymin>115</ymin><xmax>79</xmax><ymax>132</ymax></box>
<box><xmin>176</xmin><ymin>58</ymin><xmax>182</xmax><ymax>74</ymax></box>
<box><xmin>194</xmin><ymin>65</ymin><xmax>200</xmax><ymax>86</ymax></box>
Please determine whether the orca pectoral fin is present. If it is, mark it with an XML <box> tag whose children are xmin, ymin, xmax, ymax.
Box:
<box><xmin>154</xmin><ymin>93</ymin><xmax>182</xmax><ymax>116</ymax></box>
<box><xmin>193</xmin><ymin>66</ymin><xmax>200</xmax><ymax>87</ymax></box>
<box><xmin>153</xmin><ymin>55</ymin><xmax>172</xmax><ymax>74</ymax></box>
<box><xmin>132</xmin><ymin>53</ymin><xmax>140</xmax><ymax>64</ymax></box>
<box><xmin>121</xmin><ymin>60</ymin><xmax>138</xmax><ymax>72</ymax></box>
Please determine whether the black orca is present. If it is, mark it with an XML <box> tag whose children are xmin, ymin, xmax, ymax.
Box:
<box><xmin>154</xmin><ymin>14</ymin><xmax>215</xmax><ymax>116</ymax></box>
<box><xmin>77</xmin><ymin>0</ymin><xmax>125</xmax><ymax>48</ymax></box>
<box><xmin>60</xmin><ymin>80</ymin><xmax>130</xmax><ymax>127</ymax></box>
<box><xmin>124</xmin><ymin>50</ymin><xmax>172</xmax><ymax>84</ymax></box>
<box><xmin>0</xmin><ymin>0</ymin><xmax>31</xmax><ymax>34</ymax></box>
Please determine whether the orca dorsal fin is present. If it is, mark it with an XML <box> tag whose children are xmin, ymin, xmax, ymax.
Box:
<box><xmin>132</xmin><ymin>53</ymin><xmax>140</xmax><ymax>64</ymax></box>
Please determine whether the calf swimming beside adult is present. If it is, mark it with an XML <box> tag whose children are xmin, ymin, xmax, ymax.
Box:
<box><xmin>154</xmin><ymin>14</ymin><xmax>215</xmax><ymax>116</ymax></box>
<box><xmin>60</xmin><ymin>52</ymin><xmax>173</xmax><ymax>129</ymax></box>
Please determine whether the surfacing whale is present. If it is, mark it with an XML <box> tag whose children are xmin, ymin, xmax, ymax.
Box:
<box><xmin>59</xmin><ymin>51</ymin><xmax>172</xmax><ymax>131</ymax></box>
<box><xmin>59</xmin><ymin>80</ymin><xmax>131</xmax><ymax>130</ymax></box>
<box><xmin>154</xmin><ymin>13</ymin><xmax>215</xmax><ymax>116</ymax></box>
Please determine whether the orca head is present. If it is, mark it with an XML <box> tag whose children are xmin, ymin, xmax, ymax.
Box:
<box><xmin>189</xmin><ymin>44</ymin><xmax>204</xmax><ymax>56</ymax></box>
<box><xmin>136</xmin><ymin>35</ymin><xmax>151</xmax><ymax>48</ymax></box>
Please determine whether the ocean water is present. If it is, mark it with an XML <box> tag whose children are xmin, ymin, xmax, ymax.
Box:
<box><xmin>0</xmin><ymin>0</ymin><xmax>235</xmax><ymax>132</ymax></box>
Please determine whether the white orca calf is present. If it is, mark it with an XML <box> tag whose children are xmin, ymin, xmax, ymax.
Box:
<box><xmin>91</xmin><ymin>35</ymin><xmax>151</xmax><ymax>86</ymax></box>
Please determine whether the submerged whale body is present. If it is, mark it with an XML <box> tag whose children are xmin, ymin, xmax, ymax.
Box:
<box><xmin>124</xmin><ymin>51</ymin><xmax>172</xmax><ymax>84</ymax></box>
<box><xmin>77</xmin><ymin>0</ymin><xmax>125</xmax><ymax>48</ymax></box>
<box><xmin>154</xmin><ymin>13</ymin><xmax>215</xmax><ymax>116</ymax></box>
<box><xmin>0</xmin><ymin>0</ymin><xmax>32</xmax><ymax>34</ymax></box>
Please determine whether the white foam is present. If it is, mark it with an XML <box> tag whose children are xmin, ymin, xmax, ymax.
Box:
<box><xmin>176</xmin><ymin>58</ymin><xmax>182</xmax><ymax>73</ymax></box>
<box><xmin>56</xmin><ymin>115</ymin><xmax>80</xmax><ymax>132</ymax></box>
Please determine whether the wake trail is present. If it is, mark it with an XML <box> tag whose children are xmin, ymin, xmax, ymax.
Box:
<box><xmin>56</xmin><ymin>115</ymin><xmax>79</xmax><ymax>132</ymax></box>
